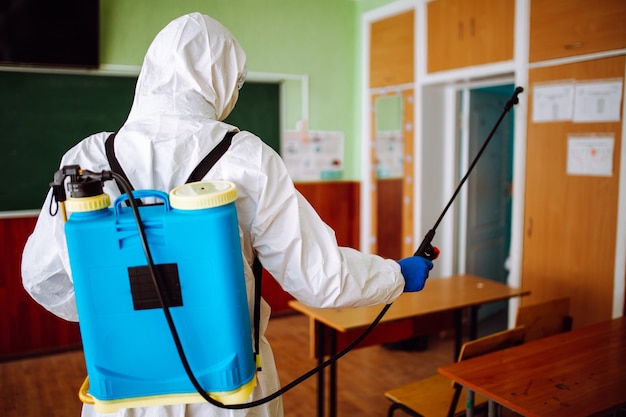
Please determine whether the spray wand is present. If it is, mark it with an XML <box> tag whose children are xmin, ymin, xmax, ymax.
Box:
<box><xmin>46</xmin><ymin>87</ymin><xmax>522</xmax><ymax>409</ymax></box>
<box><xmin>413</xmin><ymin>86</ymin><xmax>524</xmax><ymax>261</ymax></box>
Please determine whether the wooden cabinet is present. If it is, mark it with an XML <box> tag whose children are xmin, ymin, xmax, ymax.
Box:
<box><xmin>369</xmin><ymin>10</ymin><xmax>414</xmax><ymax>88</ymax></box>
<box><xmin>529</xmin><ymin>0</ymin><xmax>626</xmax><ymax>63</ymax></box>
<box><xmin>427</xmin><ymin>0</ymin><xmax>515</xmax><ymax>72</ymax></box>
<box><xmin>522</xmin><ymin>55</ymin><xmax>624</xmax><ymax>328</ymax></box>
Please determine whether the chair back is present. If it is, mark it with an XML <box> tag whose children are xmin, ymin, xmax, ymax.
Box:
<box><xmin>515</xmin><ymin>296</ymin><xmax>572</xmax><ymax>342</ymax></box>
<box><xmin>458</xmin><ymin>325</ymin><xmax>526</xmax><ymax>362</ymax></box>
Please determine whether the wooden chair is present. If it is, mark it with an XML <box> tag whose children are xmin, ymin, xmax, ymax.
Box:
<box><xmin>384</xmin><ymin>325</ymin><xmax>526</xmax><ymax>417</ymax></box>
<box><xmin>514</xmin><ymin>296</ymin><xmax>573</xmax><ymax>342</ymax></box>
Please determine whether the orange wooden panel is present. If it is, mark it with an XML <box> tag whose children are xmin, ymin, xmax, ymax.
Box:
<box><xmin>401</xmin><ymin>89</ymin><xmax>415</xmax><ymax>258</ymax></box>
<box><xmin>370</xmin><ymin>10</ymin><xmax>414</xmax><ymax>88</ymax></box>
<box><xmin>427</xmin><ymin>0</ymin><xmax>464</xmax><ymax>72</ymax></box>
<box><xmin>530</xmin><ymin>0</ymin><xmax>626</xmax><ymax>62</ymax></box>
<box><xmin>427</xmin><ymin>0</ymin><xmax>514</xmax><ymax>72</ymax></box>
<box><xmin>523</xmin><ymin>55</ymin><xmax>624</xmax><ymax>328</ymax></box>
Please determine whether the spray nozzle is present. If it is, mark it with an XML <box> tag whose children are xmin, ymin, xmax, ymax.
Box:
<box><xmin>50</xmin><ymin>165</ymin><xmax>115</xmax><ymax>205</ymax></box>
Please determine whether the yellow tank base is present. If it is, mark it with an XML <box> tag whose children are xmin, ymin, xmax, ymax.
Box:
<box><xmin>79</xmin><ymin>375</ymin><xmax>257</xmax><ymax>413</ymax></box>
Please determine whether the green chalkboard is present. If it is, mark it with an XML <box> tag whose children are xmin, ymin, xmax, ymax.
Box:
<box><xmin>0</xmin><ymin>70</ymin><xmax>279</xmax><ymax>211</ymax></box>
<box><xmin>225</xmin><ymin>81</ymin><xmax>280</xmax><ymax>154</ymax></box>
<box><xmin>0</xmin><ymin>70</ymin><xmax>137</xmax><ymax>211</ymax></box>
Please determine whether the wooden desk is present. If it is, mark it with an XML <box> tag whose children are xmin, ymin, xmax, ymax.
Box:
<box><xmin>288</xmin><ymin>274</ymin><xmax>529</xmax><ymax>417</ymax></box>
<box><xmin>439</xmin><ymin>316</ymin><xmax>626</xmax><ymax>417</ymax></box>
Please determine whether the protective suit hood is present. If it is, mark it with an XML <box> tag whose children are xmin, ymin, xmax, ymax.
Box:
<box><xmin>113</xmin><ymin>13</ymin><xmax>247</xmax><ymax>193</ymax></box>
<box><xmin>129</xmin><ymin>12</ymin><xmax>246</xmax><ymax>123</ymax></box>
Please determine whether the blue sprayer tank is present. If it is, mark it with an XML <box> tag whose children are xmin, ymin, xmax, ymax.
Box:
<box><xmin>64</xmin><ymin>181</ymin><xmax>257</xmax><ymax>413</ymax></box>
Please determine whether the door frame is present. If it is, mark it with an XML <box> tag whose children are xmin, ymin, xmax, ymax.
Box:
<box><xmin>450</xmin><ymin>77</ymin><xmax>515</xmax><ymax>276</ymax></box>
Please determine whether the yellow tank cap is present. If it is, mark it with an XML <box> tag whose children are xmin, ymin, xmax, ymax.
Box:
<box><xmin>66</xmin><ymin>194</ymin><xmax>111</xmax><ymax>213</ymax></box>
<box><xmin>169</xmin><ymin>181</ymin><xmax>237</xmax><ymax>210</ymax></box>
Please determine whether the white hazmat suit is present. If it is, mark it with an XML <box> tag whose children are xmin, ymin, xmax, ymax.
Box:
<box><xmin>22</xmin><ymin>12</ymin><xmax>408</xmax><ymax>417</ymax></box>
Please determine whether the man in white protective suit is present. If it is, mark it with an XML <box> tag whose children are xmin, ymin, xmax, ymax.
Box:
<box><xmin>21</xmin><ymin>12</ymin><xmax>433</xmax><ymax>417</ymax></box>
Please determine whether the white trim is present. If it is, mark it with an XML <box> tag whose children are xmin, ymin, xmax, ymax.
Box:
<box><xmin>362</xmin><ymin>0</ymin><xmax>416</xmax><ymax>21</ymax></box>
<box><xmin>0</xmin><ymin>64</ymin><xmax>140</xmax><ymax>76</ymax></box>
<box><xmin>360</xmin><ymin>7</ymin><xmax>373</xmax><ymax>253</ymax></box>
<box><xmin>438</xmin><ymin>85</ymin><xmax>457</xmax><ymax>277</ymax></box>
<box><xmin>528</xmin><ymin>49</ymin><xmax>626</xmax><ymax>70</ymax></box>
<box><xmin>0</xmin><ymin>210</ymin><xmax>40</xmax><ymax>219</ymax></box>
<box><xmin>413</xmin><ymin>4</ymin><xmax>425</xmax><ymax>256</ymax></box>
<box><xmin>456</xmin><ymin>86</ymin><xmax>470</xmax><ymax>275</ymax></box>
<box><xmin>421</xmin><ymin>61</ymin><xmax>517</xmax><ymax>86</ymax></box>
<box><xmin>369</xmin><ymin>83</ymin><xmax>414</xmax><ymax>95</ymax></box>
<box><xmin>507</xmin><ymin>0</ymin><xmax>531</xmax><ymax>328</ymax></box>
<box><xmin>614</xmin><ymin>65</ymin><xmax>626</xmax><ymax>318</ymax></box>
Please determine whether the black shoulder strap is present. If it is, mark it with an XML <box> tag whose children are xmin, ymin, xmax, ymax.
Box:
<box><xmin>105</xmin><ymin>133</ymin><xmax>134</xmax><ymax>193</ymax></box>
<box><xmin>252</xmin><ymin>256</ymin><xmax>263</xmax><ymax>370</ymax></box>
<box><xmin>105</xmin><ymin>131</ymin><xmax>237</xmax><ymax>189</ymax></box>
<box><xmin>185</xmin><ymin>131</ymin><xmax>236</xmax><ymax>183</ymax></box>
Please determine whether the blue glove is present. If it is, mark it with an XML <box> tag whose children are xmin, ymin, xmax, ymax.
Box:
<box><xmin>398</xmin><ymin>256</ymin><xmax>434</xmax><ymax>292</ymax></box>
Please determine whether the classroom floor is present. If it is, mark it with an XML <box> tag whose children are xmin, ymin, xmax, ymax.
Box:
<box><xmin>0</xmin><ymin>309</ymin><xmax>505</xmax><ymax>417</ymax></box>
<box><xmin>3</xmin><ymin>309</ymin><xmax>624</xmax><ymax>417</ymax></box>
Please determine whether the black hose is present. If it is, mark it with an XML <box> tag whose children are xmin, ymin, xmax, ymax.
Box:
<box><xmin>111</xmin><ymin>171</ymin><xmax>392</xmax><ymax>409</ymax></box>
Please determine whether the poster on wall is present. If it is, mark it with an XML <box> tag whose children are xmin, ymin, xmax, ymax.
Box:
<box><xmin>532</xmin><ymin>79</ymin><xmax>623</xmax><ymax>123</ymax></box>
<box><xmin>282</xmin><ymin>130</ymin><xmax>344</xmax><ymax>181</ymax></box>
<box><xmin>573</xmin><ymin>80</ymin><xmax>623</xmax><ymax>123</ymax></box>
<box><xmin>375</xmin><ymin>130</ymin><xmax>404</xmax><ymax>178</ymax></box>
<box><xmin>566</xmin><ymin>134</ymin><xmax>614</xmax><ymax>177</ymax></box>
<box><xmin>532</xmin><ymin>81</ymin><xmax>575</xmax><ymax>122</ymax></box>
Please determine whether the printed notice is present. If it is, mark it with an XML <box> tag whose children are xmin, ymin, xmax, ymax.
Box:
<box><xmin>375</xmin><ymin>131</ymin><xmax>404</xmax><ymax>178</ymax></box>
<box><xmin>573</xmin><ymin>80</ymin><xmax>623</xmax><ymax>123</ymax></box>
<box><xmin>283</xmin><ymin>130</ymin><xmax>344</xmax><ymax>181</ymax></box>
<box><xmin>567</xmin><ymin>135</ymin><xmax>614</xmax><ymax>177</ymax></box>
<box><xmin>532</xmin><ymin>82</ymin><xmax>574</xmax><ymax>122</ymax></box>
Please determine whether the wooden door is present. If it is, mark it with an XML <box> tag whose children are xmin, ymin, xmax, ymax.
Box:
<box><xmin>522</xmin><ymin>55</ymin><xmax>624</xmax><ymax>328</ymax></box>
<box><xmin>466</xmin><ymin>87</ymin><xmax>514</xmax><ymax>319</ymax></box>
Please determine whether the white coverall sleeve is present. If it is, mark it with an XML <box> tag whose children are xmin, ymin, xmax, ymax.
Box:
<box><xmin>250</xmin><ymin>147</ymin><xmax>405</xmax><ymax>309</ymax></box>
<box><xmin>21</xmin><ymin>190</ymin><xmax>78</xmax><ymax>321</ymax></box>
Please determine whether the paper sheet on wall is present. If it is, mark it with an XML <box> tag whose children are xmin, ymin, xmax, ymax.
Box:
<box><xmin>573</xmin><ymin>80</ymin><xmax>623</xmax><ymax>122</ymax></box>
<box><xmin>375</xmin><ymin>131</ymin><xmax>404</xmax><ymax>178</ymax></box>
<box><xmin>532</xmin><ymin>82</ymin><xmax>575</xmax><ymax>122</ymax></box>
<box><xmin>282</xmin><ymin>130</ymin><xmax>344</xmax><ymax>181</ymax></box>
<box><xmin>566</xmin><ymin>135</ymin><xmax>614</xmax><ymax>177</ymax></box>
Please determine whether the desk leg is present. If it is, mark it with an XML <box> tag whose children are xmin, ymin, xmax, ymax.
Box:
<box><xmin>468</xmin><ymin>306</ymin><xmax>478</xmax><ymax>340</ymax></box>
<box><xmin>454</xmin><ymin>309</ymin><xmax>463</xmax><ymax>360</ymax></box>
<box><xmin>329</xmin><ymin>329</ymin><xmax>337</xmax><ymax>417</ymax></box>
<box><xmin>316</xmin><ymin>321</ymin><xmax>325</xmax><ymax>417</ymax></box>
<box><xmin>466</xmin><ymin>389</ymin><xmax>475</xmax><ymax>417</ymax></box>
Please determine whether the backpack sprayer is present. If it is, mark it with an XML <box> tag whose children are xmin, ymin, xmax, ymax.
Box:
<box><xmin>50</xmin><ymin>166</ymin><xmax>392</xmax><ymax>412</ymax></box>
<box><xmin>49</xmin><ymin>86</ymin><xmax>522</xmax><ymax>412</ymax></box>
<box><xmin>51</xmin><ymin>167</ymin><xmax>259</xmax><ymax>412</ymax></box>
